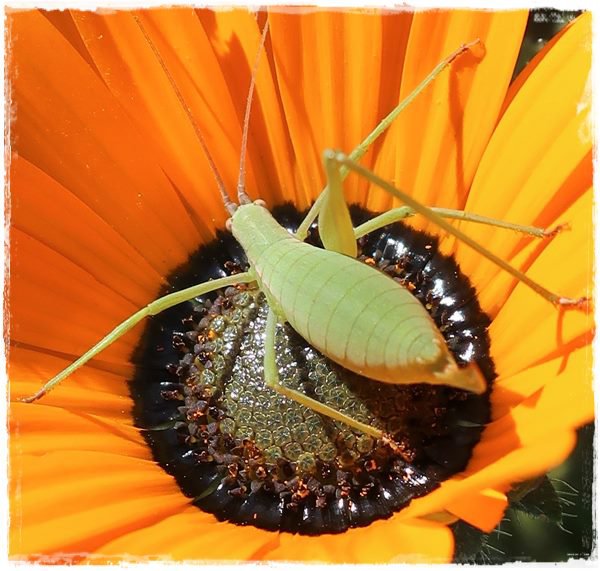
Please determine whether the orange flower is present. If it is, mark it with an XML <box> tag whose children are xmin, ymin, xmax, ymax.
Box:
<box><xmin>7</xmin><ymin>8</ymin><xmax>593</xmax><ymax>564</ymax></box>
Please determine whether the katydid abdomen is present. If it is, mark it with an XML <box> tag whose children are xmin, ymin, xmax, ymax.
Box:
<box><xmin>232</xmin><ymin>203</ymin><xmax>486</xmax><ymax>394</ymax></box>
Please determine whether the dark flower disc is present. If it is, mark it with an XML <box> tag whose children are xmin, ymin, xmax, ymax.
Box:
<box><xmin>130</xmin><ymin>204</ymin><xmax>495</xmax><ymax>535</ymax></box>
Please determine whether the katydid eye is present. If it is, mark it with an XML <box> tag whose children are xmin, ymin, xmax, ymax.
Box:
<box><xmin>131</xmin><ymin>204</ymin><xmax>494</xmax><ymax>535</ymax></box>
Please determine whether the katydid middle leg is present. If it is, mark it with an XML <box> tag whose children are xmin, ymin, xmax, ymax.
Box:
<box><xmin>324</xmin><ymin>150</ymin><xmax>589</xmax><ymax>311</ymax></box>
<box><xmin>302</xmin><ymin>142</ymin><xmax>561</xmax><ymax>260</ymax></box>
<box><xmin>22</xmin><ymin>271</ymin><xmax>256</xmax><ymax>403</ymax></box>
<box><xmin>353</xmin><ymin>206</ymin><xmax>566</xmax><ymax>240</ymax></box>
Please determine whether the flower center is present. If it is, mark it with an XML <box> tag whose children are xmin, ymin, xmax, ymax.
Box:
<box><xmin>131</xmin><ymin>204</ymin><xmax>494</xmax><ymax>535</ymax></box>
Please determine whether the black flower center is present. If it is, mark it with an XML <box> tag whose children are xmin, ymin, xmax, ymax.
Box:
<box><xmin>131</xmin><ymin>204</ymin><xmax>495</xmax><ymax>535</ymax></box>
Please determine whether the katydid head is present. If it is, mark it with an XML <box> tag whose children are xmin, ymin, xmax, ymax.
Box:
<box><xmin>225</xmin><ymin>198</ymin><xmax>269</xmax><ymax>232</ymax></box>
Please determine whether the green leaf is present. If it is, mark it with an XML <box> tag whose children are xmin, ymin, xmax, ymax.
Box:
<box><xmin>453</xmin><ymin>520</ymin><xmax>509</xmax><ymax>564</ymax></box>
<box><xmin>453</xmin><ymin>520</ymin><xmax>490</xmax><ymax>562</ymax></box>
<box><xmin>509</xmin><ymin>476</ymin><xmax>563</xmax><ymax>523</ymax></box>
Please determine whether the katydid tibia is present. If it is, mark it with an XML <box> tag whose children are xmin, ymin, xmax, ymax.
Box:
<box><xmin>23</xmin><ymin>19</ymin><xmax>589</xmax><ymax>444</ymax></box>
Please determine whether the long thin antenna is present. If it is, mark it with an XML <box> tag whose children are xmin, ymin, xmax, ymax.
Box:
<box><xmin>237</xmin><ymin>17</ymin><xmax>270</xmax><ymax>205</ymax></box>
<box><xmin>132</xmin><ymin>13</ymin><xmax>237</xmax><ymax>215</ymax></box>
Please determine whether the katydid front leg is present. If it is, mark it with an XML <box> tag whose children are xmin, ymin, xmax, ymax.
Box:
<box><xmin>295</xmin><ymin>39</ymin><xmax>482</xmax><ymax>242</ymax></box>
<box><xmin>22</xmin><ymin>272</ymin><xmax>256</xmax><ymax>403</ymax></box>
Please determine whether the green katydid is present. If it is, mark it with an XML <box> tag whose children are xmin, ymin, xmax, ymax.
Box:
<box><xmin>23</xmin><ymin>18</ymin><xmax>588</xmax><ymax>445</ymax></box>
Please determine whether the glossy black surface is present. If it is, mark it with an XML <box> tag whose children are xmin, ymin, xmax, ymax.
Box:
<box><xmin>130</xmin><ymin>204</ymin><xmax>495</xmax><ymax>534</ymax></box>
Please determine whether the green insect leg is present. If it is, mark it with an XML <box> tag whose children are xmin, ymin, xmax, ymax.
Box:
<box><xmin>294</xmin><ymin>39</ymin><xmax>481</xmax><ymax>242</ymax></box>
<box><xmin>22</xmin><ymin>271</ymin><xmax>256</xmax><ymax>403</ymax></box>
<box><xmin>353</xmin><ymin>206</ymin><xmax>565</xmax><ymax>240</ymax></box>
<box><xmin>262</xmin><ymin>307</ymin><xmax>384</xmax><ymax>439</ymax></box>
<box><xmin>326</xmin><ymin>150</ymin><xmax>589</xmax><ymax>311</ymax></box>
<box><xmin>316</xmin><ymin>148</ymin><xmax>358</xmax><ymax>257</ymax></box>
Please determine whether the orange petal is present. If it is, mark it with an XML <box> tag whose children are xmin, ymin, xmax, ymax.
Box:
<box><xmin>402</xmin><ymin>343</ymin><xmax>592</xmax><ymax>531</ymax></box>
<box><xmin>488</xmin><ymin>189</ymin><xmax>593</xmax><ymax>379</ymax></box>
<box><xmin>89</xmin><ymin>507</ymin><xmax>275</xmax><ymax>563</ymax></box>
<box><xmin>372</xmin><ymin>10</ymin><xmax>528</xmax><ymax>216</ymax></box>
<box><xmin>401</xmin><ymin>430</ymin><xmax>575</xmax><ymax>531</ymax></box>
<box><xmin>266</xmin><ymin>517</ymin><xmax>453</xmax><ymax>563</ymax></box>
<box><xmin>444</xmin><ymin>488</ymin><xmax>508</xmax><ymax>532</ymax></box>
<box><xmin>194</xmin><ymin>9</ymin><xmax>298</xmax><ymax>207</ymax></box>
<box><xmin>474</xmin><ymin>346</ymin><xmax>593</xmax><ymax>469</ymax></box>
<box><xmin>41</xmin><ymin>10</ymin><xmax>99</xmax><ymax>71</ymax></box>
<box><xmin>9</xmin><ymin>10</ymin><xmax>203</xmax><ymax>273</ymax></box>
<box><xmin>72</xmin><ymin>9</ymin><xmax>249</xmax><ymax>231</ymax></box>
<box><xmin>10</xmin><ymin>154</ymin><xmax>162</xmax><ymax>305</ymax></box>
<box><xmin>269</xmin><ymin>9</ymin><xmax>413</xmax><ymax>207</ymax></box>
<box><xmin>455</xmin><ymin>12</ymin><xmax>592</xmax><ymax>300</ymax></box>
<box><xmin>9</xmin><ymin>450</ymin><xmax>187</xmax><ymax>557</ymax></box>
<box><xmin>9</xmin><ymin>228</ymin><xmax>141</xmax><ymax>364</ymax></box>
<box><xmin>10</xmin><ymin>401</ymin><xmax>145</xmax><ymax>458</ymax></box>
<box><xmin>9</xmin><ymin>346</ymin><xmax>132</xmax><ymax>410</ymax></box>
<box><xmin>501</xmin><ymin>14</ymin><xmax>581</xmax><ymax>116</ymax></box>
<box><xmin>490</xmin><ymin>345</ymin><xmax>594</xmax><ymax>423</ymax></box>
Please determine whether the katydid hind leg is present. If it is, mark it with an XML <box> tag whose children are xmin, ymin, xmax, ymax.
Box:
<box><xmin>328</xmin><ymin>151</ymin><xmax>590</xmax><ymax>311</ymax></box>
<box><xmin>22</xmin><ymin>271</ymin><xmax>255</xmax><ymax>403</ymax></box>
<box><xmin>262</xmin><ymin>308</ymin><xmax>384</xmax><ymax>439</ymax></box>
